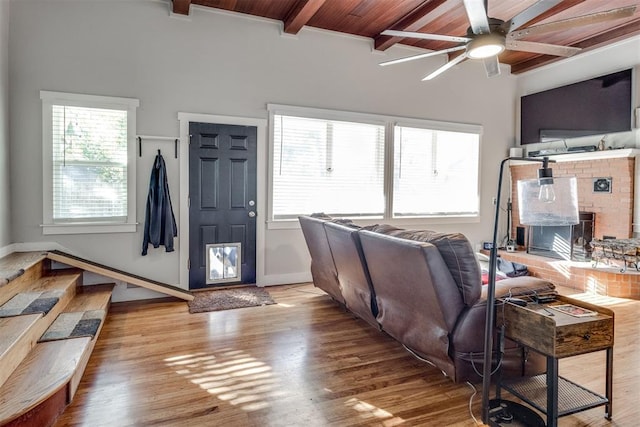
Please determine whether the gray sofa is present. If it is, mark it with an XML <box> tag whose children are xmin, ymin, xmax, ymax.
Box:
<box><xmin>299</xmin><ymin>215</ymin><xmax>553</xmax><ymax>383</ymax></box>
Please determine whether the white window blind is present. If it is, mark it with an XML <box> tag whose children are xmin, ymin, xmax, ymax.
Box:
<box><xmin>41</xmin><ymin>91</ymin><xmax>138</xmax><ymax>235</ymax></box>
<box><xmin>272</xmin><ymin>114</ymin><xmax>385</xmax><ymax>219</ymax></box>
<box><xmin>393</xmin><ymin>126</ymin><xmax>480</xmax><ymax>217</ymax></box>
<box><xmin>52</xmin><ymin>105</ymin><xmax>128</xmax><ymax>222</ymax></box>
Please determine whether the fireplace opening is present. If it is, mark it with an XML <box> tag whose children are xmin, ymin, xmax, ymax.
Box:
<box><xmin>527</xmin><ymin>212</ymin><xmax>594</xmax><ymax>261</ymax></box>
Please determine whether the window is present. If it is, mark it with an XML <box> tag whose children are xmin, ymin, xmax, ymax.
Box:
<box><xmin>272</xmin><ymin>114</ymin><xmax>385</xmax><ymax>220</ymax></box>
<box><xmin>268</xmin><ymin>104</ymin><xmax>481</xmax><ymax>224</ymax></box>
<box><xmin>41</xmin><ymin>91</ymin><xmax>139</xmax><ymax>234</ymax></box>
<box><xmin>393</xmin><ymin>126</ymin><xmax>479</xmax><ymax>217</ymax></box>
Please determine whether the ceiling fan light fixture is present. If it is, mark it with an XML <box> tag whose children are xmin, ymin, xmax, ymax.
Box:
<box><xmin>467</xmin><ymin>33</ymin><xmax>505</xmax><ymax>59</ymax></box>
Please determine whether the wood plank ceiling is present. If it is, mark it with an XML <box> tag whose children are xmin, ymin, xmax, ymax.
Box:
<box><xmin>171</xmin><ymin>0</ymin><xmax>640</xmax><ymax>75</ymax></box>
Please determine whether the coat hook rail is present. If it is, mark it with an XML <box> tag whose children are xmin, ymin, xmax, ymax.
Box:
<box><xmin>137</xmin><ymin>135</ymin><xmax>180</xmax><ymax>159</ymax></box>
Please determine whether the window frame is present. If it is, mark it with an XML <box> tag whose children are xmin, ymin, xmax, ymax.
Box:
<box><xmin>391</xmin><ymin>119</ymin><xmax>482</xmax><ymax>219</ymax></box>
<box><xmin>41</xmin><ymin>91</ymin><xmax>139</xmax><ymax>235</ymax></box>
<box><xmin>267</xmin><ymin>104</ymin><xmax>483</xmax><ymax>229</ymax></box>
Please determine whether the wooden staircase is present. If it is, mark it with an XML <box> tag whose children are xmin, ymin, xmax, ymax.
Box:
<box><xmin>0</xmin><ymin>252</ymin><xmax>114</xmax><ymax>427</ymax></box>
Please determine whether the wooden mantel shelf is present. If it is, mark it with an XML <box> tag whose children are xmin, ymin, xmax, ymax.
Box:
<box><xmin>512</xmin><ymin>148</ymin><xmax>640</xmax><ymax>164</ymax></box>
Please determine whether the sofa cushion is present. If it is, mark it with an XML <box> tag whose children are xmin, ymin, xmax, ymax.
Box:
<box><xmin>367</xmin><ymin>226</ymin><xmax>481</xmax><ymax>306</ymax></box>
<box><xmin>310</xmin><ymin>212</ymin><xmax>357</xmax><ymax>227</ymax></box>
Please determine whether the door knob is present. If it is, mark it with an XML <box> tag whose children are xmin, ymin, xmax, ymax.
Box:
<box><xmin>248</xmin><ymin>211</ymin><xmax>256</xmax><ymax>218</ymax></box>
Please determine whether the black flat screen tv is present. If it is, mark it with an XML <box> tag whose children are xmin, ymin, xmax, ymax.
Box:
<box><xmin>520</xmin><ymin>69</ymin><xmax>633</xmax><ymax>145</ymax></box>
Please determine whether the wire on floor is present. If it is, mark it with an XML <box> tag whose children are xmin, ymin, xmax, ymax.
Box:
<box><xmin>466</xmin><ymin>381</ymin><xmax>482</xmax><ymax>425</ymax></box>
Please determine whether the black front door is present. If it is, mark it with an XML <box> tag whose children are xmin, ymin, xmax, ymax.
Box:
<box><xmin>189</xmin><ymin>122</ymin><xmax>257</xmax><ymax>289</ymax></box>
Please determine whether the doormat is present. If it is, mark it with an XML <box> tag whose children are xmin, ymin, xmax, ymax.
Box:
<box><xmin>0</xmin><ymin>290</ymin><xmax>63</xmax><ymax>318</ymax></box>
<box><xmin>188</xmin><ymin>287</ymin><xmax>276</xmax><ymax>314</ymax></box>
<box><xmin>39</xmin><ymin>310</ymin><xmax>105</xmax><ymax>342</ymax></box>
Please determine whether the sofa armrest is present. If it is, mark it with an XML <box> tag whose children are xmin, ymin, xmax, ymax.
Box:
<box><xmin>491</xmin><ymin>276</ymin><xmax>555</xmax><ymax>300</ymax></box>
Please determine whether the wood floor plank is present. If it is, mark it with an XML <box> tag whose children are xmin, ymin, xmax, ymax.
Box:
<box><xmin>55</xmin><ymin>284</ymin><xmax>640</xmax><ymax>426</ymax></box>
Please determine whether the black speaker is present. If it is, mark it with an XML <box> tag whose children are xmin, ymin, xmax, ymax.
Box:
<box><xmin>516</xmin><ymin>227</ymin><xmax>526</xmax><ymax>247</ymax></box>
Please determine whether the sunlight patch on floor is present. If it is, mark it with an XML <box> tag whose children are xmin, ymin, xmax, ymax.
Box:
<box><xmin>165</xmin><ymin>349</ymin><xmax>286</xmax><ymax>412</ymax></box>
<box><xmin>344</xmin><ymin>397</ymin><xmax>405</xmax><ymax>426</ymax></box>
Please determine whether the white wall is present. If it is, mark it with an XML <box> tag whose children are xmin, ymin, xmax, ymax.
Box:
<box><xmin>0</xmin><ymin>0</ymin><xmax>10</xmax><ymax>251</ymax></box>
<box><xmin>8</xmin><ymin>0</ymin><xmax>517</xmax><ymax>296</ymax></box>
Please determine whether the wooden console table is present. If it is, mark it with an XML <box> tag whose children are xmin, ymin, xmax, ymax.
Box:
<box><xmin>496</xmin><ymin>295</ymin><xmax>614</xmax><ymax>427</ymax></box>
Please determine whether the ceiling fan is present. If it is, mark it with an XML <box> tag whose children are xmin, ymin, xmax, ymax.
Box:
<box><xmin>380</xmin><ymin>0</ymin><xmax>637</xmax><ymax>80</ymax></box>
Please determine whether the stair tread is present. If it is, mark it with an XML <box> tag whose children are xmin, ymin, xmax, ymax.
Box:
<box><xmin>39</xmin><ymin>284</ymin><xmax>114</xmax><ymax>344</ymax></box>
<box><xmin>0</xmin><ymin>337</ymin><xmax>92</xmax><ymax>423</ymax></box>
<box><xmin>30</xmin><ymin>271</ymin><xmax>83</xmax><ymax>293</ymax></box>
<box><xmin>0</xmin><ymin>271</ymin><xmax>81</xmax><ymax>388</ymax></box>
<box><xmin>0</xmin><ymin>255</ymin><xmax>115</xmax><ymax>426</ymax></box>
<box><xmin>0</xmin><ymin>252</ymin><xmax>47</xmax><ymax>287</ymax></box>
<box><xmin>64</xmin><ymin>283</ymin><xmax>115</xmax><ymax>313</ymax></box>
<box><xmin>0</xmin><ymin>314</ymin><xmax>41</xmax><ymax>357</ymax></box>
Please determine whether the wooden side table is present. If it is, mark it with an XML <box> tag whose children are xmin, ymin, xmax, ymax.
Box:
<box><xmin>496</xmin><ymin>295</ymin><xmax>614</xmax><ymax>427</ymax></box>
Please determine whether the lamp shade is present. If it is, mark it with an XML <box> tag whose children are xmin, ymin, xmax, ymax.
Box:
<box><xmin>517</xmin><ymin>176</ymin><xmax>579</xmax><ymax>226</ymax></box>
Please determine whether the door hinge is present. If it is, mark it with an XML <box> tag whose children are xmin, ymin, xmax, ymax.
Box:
<box><xmin>189</xmin><ymin>134</ymin><xmax>192</xmax><ymax>144</ymax></box>
<box><xmin>187</xmin><ymin>259</ymin><xmax>191</xmax><ymax>270</ymax></box>
<box><xmin>188</xmin><ymin>196</ymin><xmax>190</xmax><ymax>208</ymax></box>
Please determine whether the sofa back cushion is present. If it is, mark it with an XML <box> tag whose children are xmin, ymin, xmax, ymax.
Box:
<box><xmin>324</xmin><ymin>221</ymin><xmax>379</xmax><ymax>327</ymax></box>
<box><xmin>358</xmin><ymin>230</ymin><xmax>465</xmax><ymax>377</ymax></box>
<box><xmin>366</xmin><ymin>226</ymin><xmax>481</xmax><ymax>306</ymax></box>
<box><xmin>298</xmin><ymin>215</ymin><xmax>345</xmax><ymax>304</ymax></box>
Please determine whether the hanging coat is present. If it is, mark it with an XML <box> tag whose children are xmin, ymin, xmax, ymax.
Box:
<box><xmin>142</xmin><ymin>152</ymin><xmax>177</xmax><ymax>255</ymax></box>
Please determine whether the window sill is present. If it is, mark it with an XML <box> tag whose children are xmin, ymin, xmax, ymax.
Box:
<box><xmin>267</xmin><ymin>214</ymin><xmax>480</xmax><ymax>230</ymax></box>
<box><xmin>42</xmin><ymin>222</ymin><xmax>138</xmax><ymax>235</ymax></box>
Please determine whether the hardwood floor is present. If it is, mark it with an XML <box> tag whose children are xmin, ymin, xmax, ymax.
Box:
<box><xmin>55</xmin><ymin>284</ymin><xmax>639</xmax><ymax>426</ymax></box>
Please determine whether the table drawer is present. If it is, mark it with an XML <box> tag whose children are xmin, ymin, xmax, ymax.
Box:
<box><xmin>500</xmin><ymin>297</ymin><xmax>614</xmax><ymax>358</ymax></box>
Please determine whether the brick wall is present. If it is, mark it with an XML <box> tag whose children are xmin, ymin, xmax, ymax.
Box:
<box><xmin>500</xmin><ymin>250</ymin><xmax>640</xmax><ymax>300</ymax></box>
<box><xmin>510</xmin><ymin>157</ymin><xmax>635</xmax><ymax>240</ymax></box>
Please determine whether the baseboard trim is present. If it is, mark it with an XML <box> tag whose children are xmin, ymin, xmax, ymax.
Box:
<box><xmin>0</xmin><ymin>243</ymin><xmax>18</xmax><ymax>259</ymax></box>
<box><xmin>259</xmin><ymin>272</ymin><xmax>312</xmax><ymax>287</ymax></box>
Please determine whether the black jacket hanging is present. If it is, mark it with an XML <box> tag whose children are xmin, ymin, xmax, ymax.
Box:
<box><xmin>142</xmin><ymin>151</ymin><xmax>177</xmax><ymax>255</ymax></box>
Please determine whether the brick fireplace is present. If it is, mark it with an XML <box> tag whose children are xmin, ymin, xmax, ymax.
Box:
<box><xmin>510</xmin><ymin>152</ymin><xmax>635</xmax><ymax>241</ymax></box>
<box><xmin>527</xmin><ymin>211</ymin><xmax>594</xmax><ymax>261</ymax></box>
<box><xmin>507</xmin><ymin>150</ymin><xmax>640</xmax><ymax>299</ymax></box>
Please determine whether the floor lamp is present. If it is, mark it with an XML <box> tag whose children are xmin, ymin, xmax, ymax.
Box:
<box><xmin>482</xmin><ymin>156</ymin><xmax>579</xmax><ymax>425</ymax></box>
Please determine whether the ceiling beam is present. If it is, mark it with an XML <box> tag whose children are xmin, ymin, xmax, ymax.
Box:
<box><xmin>172</xmin><ymin>0</ymin><xmax>191</xmax><ymax>16</ymax></box>
<box><xmin>374</xmin><ymin>0</ymin><xmax>449</xmax><ymax>51</ymax></box>
<box><xmin>510</xmin><ymin>19</ymin><xmax>640</xmax><ymax>74</ymax></box>
<box><xmin>283</xmin><ymin>0</ymin><xmax>327</xmax><ymax>35</ymax></box>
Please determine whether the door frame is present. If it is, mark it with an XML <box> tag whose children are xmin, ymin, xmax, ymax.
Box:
<box><xmin>178</xmin><ymin>112</ymin><xmax>267</xmax><ymax>289</ymax></box>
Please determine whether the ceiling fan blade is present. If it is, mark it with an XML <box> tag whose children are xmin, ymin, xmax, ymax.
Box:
<box><xmin>380</xmin><ymin>46</ymin><xmax>467</xmax><ymax>67</ymax></box>
<box><xmin>506</xmin><ymin>39</ymin><xmax>580</xmax><ymax>57</ymax></box>
<box><xmin>463</xmin><ymin>0</ymin><xmax>490</xmax><ymax>34</ymax></box>
<box><xmin>483</xmin><ymin>56</ymin><xmax>501</xmax><ymax>78</ymax></box>
<box><xmin>509</xmin><ymin>6</ymin><xmax>637</xmax><ymax>40</ymax></box>
<box><xmin>501</xmin><ymin>0</ymin><xmax>563</xmax><ymax>33</ymax></box>
<box><xmin>381</xmin><ymin>30</ymin><xmax>470</xmax><ymax>43</ymax></box>
<box><xmin>422</xmin><ymin>54</ymin><xmax>467</xmax><ymax>81</ymax></box>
